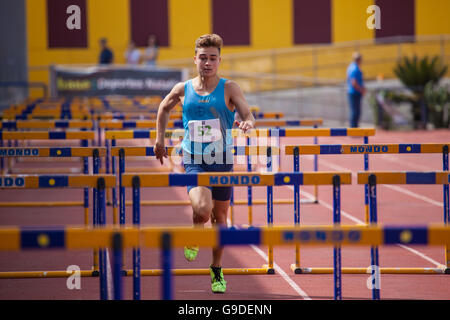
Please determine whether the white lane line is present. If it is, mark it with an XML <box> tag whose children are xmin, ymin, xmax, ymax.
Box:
<box><xmin>250</xmin><ymin>244</ymin><xmax>312</xmax><ymax>300</ymax></box>
<box><xmin>396</xmin><ymin>244</ymin><xmax>446</xmax><ymax>268</ymax></box>
<box><xmin>290</xmin><ymin>186</ymin><xmax>445</xmax><ymax>268</ymax></box>
<box><xmin>382</xmin><ymin>184</ymin><xmax>442</xmax><ymax>207</ymax></box>
<box><xmin>230</xmin><ymin>220</ymin><xmax>311</xmax><ymax>300</ymax></box>
<box><xmin>320</xmin><ymin>158</ymin><xmax>442</xmax><ymax>207</ymax></box>
<box><xmin>296</xmin><ymin>186</ymin><xmax>366</xmax><ymax>225</ymax></box>
<box><xmin>169</xmin><ymin>175</ymin><xmax>312</xmax><ymax>300</ymax></box>
<box><xmin>286</xmin><ymin>184</ymin><xmax>366</xmax><ymax>226</ymax></box>
<box><xmin>378</xmin><ymin>154</ymin><xmax>434</xmax><ymax>171</ymax></box>
<box><xmin>105</xmin><ymin>249</ymin><xmax>114</xmax><ymax>300</ymax></box>
<box><xmin>171</xmin><ymin>159</ymin><xmax>444</xmax><ymax>297</ymax></box>
<box><xmin>288</xmin><ymin>160</ymin><xmax>444</xmax><ymax>268</ymax></box>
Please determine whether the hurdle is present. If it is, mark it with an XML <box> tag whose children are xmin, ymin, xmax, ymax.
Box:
<box><xmin>104</xmin><ymin>127</ymin><xmax>372</xmax><ymax>202</ymax></box>
<box><xmin>94</xmin><ymin>110</ymin><xmax>284</xmax><ymax>121</ymax></box>
<box><xmin>100</xmin><ymin>118</ymin><xmax>323</xmax><ymax>129</ymax></box>
<box><xmin>0</xmin><ymin>120</ymin><xmax>93</xmax><ymax>130</ymax></box>
<box><xmin>0</xmin><ymin>147</ymin><xmax>106</xmax><ymax>217</ymax></box>
<box><xmin>99</xmin><ymin>120</ymin><xmax>182</xmax><ymax>129</ymax></box>
<box><xmin>0</xmin><ymin>130</ymin><xmax>95</xmax><ymax>142</ymax></box>
<box><xmin>252</xmin><ymin>111</ymin><xmax>284</xmax><ymax>119</ymax></box>
<box><xmin>238</xmin><ymin>128</ymin><xmax>374</xmax><ymax>206</ymax></box>
<box><xmin>119</xmin><ymin>171</ymin><xmax>351</xmax><ymax>299</ymax></box>
<box><xmin>1</xmin><ymin>224</ymin><xmax>449</xmax><ymax>300</ymax></box>
<box><xmin>103</xmin><ymin>127</ymin><xmax>338</xmax><ymax>141</ymax></box>
<box><xmin>285</xmin><ymin>143</ymin><xmax>449</xmax><ymax>275</ymax></box>
<box><xmin>94</xmin><ymin>113</ymin><xmax>183</xmax><ymax>120</ymax></box>
<box><xmin>110</xmin><ymin>146</ymin><xmax>281</xmax><ymax>227</ymax></box>
<box><xmin>79</xmin><ymin>109</ymin><xmax>284</xmax><ymax>120</ymax></box>
<box><xmin>0</xmin><ymin>174</ymin><xmax>116</xmax><ymax>284</ymax></box>
<box><xmin>104</xmin><ymin>128</ymin><xmax>372</xmax><ymax>229</ymax></box>
<box><xmin>0</xmin><ymin>130</ymin><xmax>96</xmax><ymax>175</ymax></box>
<box><xmin>2</xmin><ymin>108</ymin><xmax>91</xmax><ymax>120</ymax></box>
<box><xmin>0</xmin><ymin>121</ymin><xmax>96</xmax><ymax>170</ymax></box>
<box><xmin>285</xmin><ymin>143</ymin><xmax>449</xmax><ymax>222</ymax></box>
<box><xmin>102</xmin><ymin>128</ymin><xmax>290</xmax><ymax>207</ymax></box>
<box><xmin>2</xmin><ymin>103</ymin><xmax>88</xmax><ymax>118</ymax></box>
<box><xmin>1</xmin><ymin>111</ymin><xmax>176</xmax><ymax>121</ymax></box>
<box><xmin>98</xmin><ymin>118</ymin><xmax>323</xmax><ymax>148</ymax></box>
<box><xmin>358</xmin><ymin>171</ymin><xmax>450</xmax><ymax>271</ymax></box>
<box><xmin>89</xmin><ymin>95</ymin><xmax>163</xmax><ymax>112</ymax></box>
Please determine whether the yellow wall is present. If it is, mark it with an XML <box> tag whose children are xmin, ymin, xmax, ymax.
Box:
<box><xmin>27</xmin><ymin>0</ymin><xmax>48</xmax><ymax>97</ymax></box>
<box><xmin>25</xmin><ymin>0</ymin><xmax>450</xmax><ymax>98</ymax></box>
<box><xmin>27</xmin><ymin>0</ymin><xmax>46</xmax><ymax>66</ymax></box>
<box><xmin>166</xmin><ymin>0</ymin><xmax>211</xmax><ymax>59</ymax></box>
<box><xmin>88</xmin><ymin>0</ymin><xmax>130</xmax><ymax>64</ymax></box>
<box><xmin>250</xmin><ymin>0</ymin><xmax>292</xmax><ymax>49</ymax></box>
<box><xmin>332</xmin><ymin>0</ymin><xmax>374</xmax><ymax>43</ymax></box>
<box><xmin>415</xmin><ymin>0</ymin><xmax>450</xmax><ymax>36</ymax></box>
<box><xmin>27</xmin><ymin>0</ymin><xmax>131</xmax><ymax>96</ymax></box>
<box><xmin>27</xmin><ymin>0</ymin><xmax>450</xmax><ymax>66</ymax></box>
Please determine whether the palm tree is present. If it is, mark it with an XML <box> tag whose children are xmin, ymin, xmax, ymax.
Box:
<box><xmin>393</xmin><ymin>55</ymin><xmax>448</xmax><ymax>128</ymax></box>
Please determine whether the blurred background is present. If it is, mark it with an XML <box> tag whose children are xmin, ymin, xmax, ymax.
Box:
<box><xmin>1</xmin><ymin>0</ymin><xmax>449</xmax><ymax>128</ymax></box>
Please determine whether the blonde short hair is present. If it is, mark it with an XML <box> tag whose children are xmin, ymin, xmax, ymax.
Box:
<box><xmin>195</xmin><ymin>34</ymin><xmax>223</xmax><ymax>54</ymax></box>
<box><xmin>352</xmin><ymin>51</ymin><xmax>362</xmax><ymax>61</ymax></box>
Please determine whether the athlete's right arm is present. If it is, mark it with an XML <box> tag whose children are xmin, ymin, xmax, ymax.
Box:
<box><xmin>155</xmin><ymin>82</ymin><xmax>185</xmax><ymax>164</ymax></box>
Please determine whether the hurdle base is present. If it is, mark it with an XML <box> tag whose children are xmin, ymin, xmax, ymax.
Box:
<box><xmin>125</xmin><ymin>198</ymin><xmax>305</xmax><ymax>207</ymax></box>
<box><xmin>124</xmin><ymin>166</ymin><xmax>173</xmax><ymax>173</ymax></box>
<box><xmin>300</xmin><ymin>199</ymin><xmax>319</xmax><ymax>204</ymax></box>
<box><xmin>10</xmin><ymin>168</ymin><xmax>82</xmax><ymax>174</ymax></box>
<box><xmin>290</xmin><ymin>264</ymin><xmax>303</xmax><ymax>274</ymax></box>
<box><xmin>0</xmin><ymin>269</ymin><xmax>99</xmax><ymax>279</ymax></box>
<box><xmin>291</xmin><ymin>267</ymin><xmax>446</xmax><ymax>274</ymax></box>
<box><xmin>0</xmin><ymin>201</ymin><xmax>83</xmax><ymax>207</ymax></box>
<box><xmin>261</xmin><ymin>264</ymin><xmax>275</xmax><ymax>274</ymax></box>
<box><xmin>122</xmin><ymin>267</ymin><xmax>273</xmax><ymax>276</ymax></box>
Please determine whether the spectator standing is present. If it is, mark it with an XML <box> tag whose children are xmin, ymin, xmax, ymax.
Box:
<box><xmin>143</xmin><ymin>34</ymin><xmax>159</xmax><ymax>67</ymax></box>
<box><xmin>125</xmin><ymin>42</ymin><xmax>141</xmax><ymax>65</ymax></box>
<box><xmin>99</xmin><ymin>38</ymin><xmax>114</xmax><ymax>64</ymax></box>
<box><xmin>346</xmin><ymin>52</ymin><xmax>366</xmax><ymax>128</ymax></box>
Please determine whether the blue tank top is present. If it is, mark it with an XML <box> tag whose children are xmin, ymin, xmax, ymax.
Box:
<box><xmin>181</xmin><ymin>78</ymin><xmax>235</xmax><ymax>155</ymax></box>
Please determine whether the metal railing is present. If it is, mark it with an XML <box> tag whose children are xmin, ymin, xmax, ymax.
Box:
<box><xmin>20</xmin><ymin>34</ymin><xmax>450</xmax><ymax>124</ymax></box>
<box><xmin>159</xmin><ymin>34</ymin><xmax>450</xmax><ymax>93</ymax></box>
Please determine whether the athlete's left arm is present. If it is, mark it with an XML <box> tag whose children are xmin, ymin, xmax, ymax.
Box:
<box><xmin>226</xmin><ymin>80</ymin><xmax>255</xmax><ymax>133</ymax></box>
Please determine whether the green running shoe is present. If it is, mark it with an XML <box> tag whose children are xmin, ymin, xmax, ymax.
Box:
<box><xmin>210</xmin><ymin>266</ymin><xmax>227</xmax><ymax>294</ymax></box>
<box><xmin>184</xmin><ymin>246</ymin><xmax>199</xmax><ymax>262</ymax></box>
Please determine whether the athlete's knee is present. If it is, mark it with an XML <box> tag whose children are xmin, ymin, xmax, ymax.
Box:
<box><xmin>192</xmin><ymin>201</ymin><xmax>212</xmax><ymax>224</ymax></box>
<box><xmin>212</xmin><ymin>207</ymin><xmax>228</xmax><ymax>225</ymax></box>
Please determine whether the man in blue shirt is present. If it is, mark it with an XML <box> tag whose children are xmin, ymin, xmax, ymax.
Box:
<box><xmin>98</xmin><ymin>38</ymin><xmax>114</xmax><ymax>65</ymax></box>
<box><xmin>346</xmin><ymin>52</ymin><xmax>366</xmax><ymax>127</ymax></box>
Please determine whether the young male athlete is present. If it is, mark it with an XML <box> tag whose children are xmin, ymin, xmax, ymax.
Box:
<box><xmin>155</xmin><ymin>34</ymin><xmax>255</xmax><ymax>293</ymax></box>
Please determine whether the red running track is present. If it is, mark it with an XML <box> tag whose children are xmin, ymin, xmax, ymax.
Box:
<box><xmin>0</xmin><ymin>128</ymin><xmax>449</xmax><ymax>300</ymax></box>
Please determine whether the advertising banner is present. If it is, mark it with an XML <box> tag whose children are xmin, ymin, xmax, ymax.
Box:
<box><xmin>51</xmin><ymin>65</ymin><xmax>185</xmax><ymax>97</ymax></box>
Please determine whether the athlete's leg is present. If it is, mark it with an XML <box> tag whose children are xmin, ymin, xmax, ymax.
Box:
<box><xmin>188</xmin><ymin>186</ymin><xmax>213</xmax><ymax>225</ymax></box>
<box><xmin>183</xmin><ymin>186</ymin><xmax>213</xmax><ymax>261</ymax></box>
<box><xmin>207</xmin><ymin>162</ymin><xmax>233</xmax><ymax>267</ymax></box>
<box><xmin>211</xmin><ymin>199</ymin><xmax>230</xmax><ymax>267</ymax></box>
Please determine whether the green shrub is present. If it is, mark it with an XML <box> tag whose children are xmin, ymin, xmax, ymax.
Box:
<box><xmin>424</xmin><ymin>82</ymin><xmax>450</xmax><ymax>128</ymax></box>
<box><xmin>393</xmin><ymin>55</ymin><xmax>448</xmax><ymax>128</ymax></box>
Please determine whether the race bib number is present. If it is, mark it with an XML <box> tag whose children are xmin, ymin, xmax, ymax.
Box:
<box><xmin>188</xmin><ymin>119</ymin><xmax>222</xmax><ymax>143</ymax></box>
